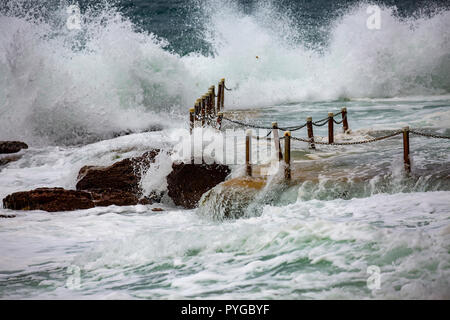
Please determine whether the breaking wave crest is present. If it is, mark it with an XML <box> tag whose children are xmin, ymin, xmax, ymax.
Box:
<box><xmin>1</xmin><ymin>0</ymin><xmax>449</xmax><ymax>145</ymax></box>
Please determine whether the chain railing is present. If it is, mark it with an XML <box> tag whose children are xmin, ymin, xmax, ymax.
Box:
<box><xmin>312</xmin><ymin>118</ymin><xmax>329</xmax><ymax>126</ymax></box>
<box><xmin>188</xmin><ymin>79</ymin><xmax>449</xmax><ymax>178</ymax></box>
<box><xmin>333</xmin><ymin>115</ymin><xmax>346</xmax><ymax>125</ymax></box>
<box><xmin>220</xmin><ymin>117</ymin><xmax>274</xmax><ymax>130</ymax></box>
<box><xmin>410</xmin><ymin>130</ymin><xmax>450</xmax><ymax>139</ymax></box>
<box><xmin>288</xmin><ymin>130</ymin><xmax>403</xmax><ymax>145</ymax></box>
<box><xmin>219</xmin><ymin>113</ymin><xmax>343</xmax><ymax>132</ymax></box>
<box><xmin>220</xmin><ymin>117</ymin><xmax>310</xmax><ymax>132</ymax></box>
<box><xmin>188</xmin><ymin>79</ymin><xmax>349</xmax><ymax>134</ymax></box>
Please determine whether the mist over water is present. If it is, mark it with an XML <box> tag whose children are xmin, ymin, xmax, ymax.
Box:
<box><xmin>0</xmin><ymin>0</ymin><xmax>449</xmax><ymax>144</ymax></box>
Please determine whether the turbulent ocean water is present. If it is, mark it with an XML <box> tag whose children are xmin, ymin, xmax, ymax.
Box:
<box><xmin>0</xmin><ymin>0</ymin><xmax>449</xmax><ymax>299</ymax></box>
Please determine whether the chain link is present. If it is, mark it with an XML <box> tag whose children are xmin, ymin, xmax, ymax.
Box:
<box><xmin>251</xmin><ymin>135</ymin><xmax>273</xmax><ymax>141</ymax></box>
<box><xmin>312</xmin><ymin>118</ymin><xmax>329</xmax><ymax>127</ymax></box>
<box><xmin>333</xmin><ymin>115</ymin><xmax>346</xmax><ymax>125</ymax></box>
<box><xmin>221</xmin><ymin>111</ymin><xmax>345</xmax><ymax>131</ymax></box>
<box><xmin>290</xmin><ymin>130</ymin><xmax>403</xmax><ymax>145</ymax></box>
<box><xmin>222</xmin><ymin>117</ymin><xmax>274</xmax><ymax>130</ymax></box>
<box><xmin>250</xmin><ymin>130</ymin><xmax>273</xmax><ymax>141</ymax></box>
<box><xmin>279</xmin><ymin>123</ymin><xmax>308</xmax><ymax>132</ymax></box>
<box><xmin>222</xmin><ymin>117</ymin><xmax>306</xmax><ymax>131</ymax></box>
<box><xmin>410</xmin><ymin>130</ymin><xmax>450</xmax><ymax>139</ymax></box>
<box><xmin>213</xmin><ymin>113</ymin><xmax>449</xmax><ymax>144</ymax></box>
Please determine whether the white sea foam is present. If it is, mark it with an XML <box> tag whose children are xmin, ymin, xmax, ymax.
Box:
<box><xmin>1</xmin><ymin>191</ymin><xmax>448</xmax><ymax>299</ymax></box>
<box><xmin>1</xmin><ymin>1</ymin><xmax>449</xmax><ymax>144</ymax></box>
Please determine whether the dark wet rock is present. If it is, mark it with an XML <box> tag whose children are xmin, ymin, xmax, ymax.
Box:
<box><xmin>76</xmin><ymin>149</ymin><xmax>160</xmax><ymax>193</ymax></box>
<box><xmin>2</xmin><ymin>150</ymin><xmax>163</xmax><ymax>212</ymax></box>
<box><xmin>166</xmin><ymin>163</ymin><xmax>231</xmax><ymax>209</ymax></box>
<box><xmin>3</xmin><ymin>188</ymin><xmax>95</xmax><ymax>212</ymax></box>
<box><xmin>3</xmin><ymin>152</ymin><xmax>231</xmax><ymax>212</ymax></box>
<box><xmin>0</xmin><ymin>141</ymin><xmax>28</xmax><ymax>154</ymax></box>
<box><xmin>89</xmin><ymin>188</ymin><xmax>157</xmax><ymax>207</ymax></box>
<box><xmin>0</xmin><ymin>214</ymin><xmax>16</xmax><ymax>218</ymax></box>
<box><xmin>2</xmin><ymin>187</ymin><xmax>157</xmax><ymax>212</ymax></box>
<box><xmin>88</xmin><ymin>188</ymin><xmax>141</xmax><ymax>207</ymax></box>
<box><xmin>138</xmin><ymin>191</ymin><xmax>164</xmax><ymax>205</ymax></box>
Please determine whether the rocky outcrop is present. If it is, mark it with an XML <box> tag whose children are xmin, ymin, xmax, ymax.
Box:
<box><xmin>3</xmin><ymin>188</ymin><xmax>96</xmax><ymax>212</ymax></box>
<box><xmin>166</xmin><ymin>163</ymin><xmax>231</xmax><ymax>209</ymax></box>
<box><xmin>76</xmin><ymin>149</ymin><xmax>159</xmax><ymax>194</ymax></box>
<box><xmin>0</xmin><ymin>141</ymin><xmax>28</xmax><ymax>154</ymax></box>
<box><xmin>2</xmin><ymin>187</ymin><xmax>153</xmax><ymax>212</ymax></box>
<box><xmin>2</xmin><ymin>151</ymin><xmax>232</xmax><ymax>212</ymax></box>
<box><xmin>2</xmin><ymin>150</ymin><xmax>162</xmax><ymax>212</ymax></box>
<box><xmin>89</xmin><ymin>188</ymin><xmax>151</xmax><ymax>207</ymax></box>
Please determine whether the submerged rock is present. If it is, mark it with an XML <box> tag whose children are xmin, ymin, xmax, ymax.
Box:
<box><xmin>76</xmin><ymin>149</ymin><xmax>160</xmax><ymax>193</ymax></box>
<box><xmin>0</xmin><ymin>155</ymin><xmax>22</xmax><ymax>167</ymax></box>
<box><xmin>197</xmin><ymin>176</ymin><xmax>293</xmax><ymax>220</ymax></box>
<box><xmin>197</xmin><ymin>177</ymin><xmax>267</xmax><ymax>220</ymax></box>
<box><xmin>0</xmin><ymin>141</ymin><xmax>28</xmax><ymax>154</ymax></box>
<box><xmin>167</xmin><ymin>163</ymin><xmax>231</xmax><ymax>209</ymax></box>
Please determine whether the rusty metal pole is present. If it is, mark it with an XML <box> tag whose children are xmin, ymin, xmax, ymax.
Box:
<box><xmin>246</xmin><ymin>129</ymin><xmax>252</xmax><ymax>177</ymax></box>
<box><xmin>272</xmin><ymin>122</ymin><xmax>283</xmax><ymax>161</ymax></box>
<box><xmin>201</xmin><ymin>95</ymin><xmax>206</xmax><ymax>127</ymax></box>
<box><xmin>328</xmin><ymin>112</ymin><xmax>334</xmax><ymax>144</ymax></box>
<box><xmin>189</xmin><ymin>107</ymin><xmax>195</xmax><ymax>164</ymax></box>
<box><xmin>220</xmin><ymin>78</ymin><xmax>225</xmax><ymax>110</ymax></box>
<box><xmin>189</xmin><ymin>108</ymin><xmax>195</xmax><ymax>134</ymax></box>
<box><xmin>306</xmin><ymin>116</ymin><xmax>315</xmax><ymax>149</ymax></box>
<box><xmin>195</xmin><ymin>99</ymin><xmax>201</xmax><ymax>123</ymax></box>
<box><xmin>403</xmin><ymin>126</ymin><xmax>411</xmax><ymax>173</ymax></box>
<box><xmin>210</xmin><ymin>91</ymin><xmax>215</xmax><ymax>125</ymax></box>
<box><xmin>217</xmin><ymin>82</ymin><xmax>222</xmax><ymax>112</ymax></box>
<box><xmin>206</xmin><ymin>92</ymin><xmax>211</xmax><ymax>126</ymax></box>
<box><xmin>342</xmin><ymin>107</ymin><xmax>349</xmax><ymax>133</ymax></box>
<box><xmin>217</xmin><ymin>112</ymin><xmax>223</xmax><ymax>130</ymax></box>
<box><xmin>284</xmin><ymin>131</ymin><xmax>291</xmax><ymax>180</ymax></box>
<box><xmin>210</xmin><ymin>86</ymin><xmax>216</xmax><ymax>117</ymax></box>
